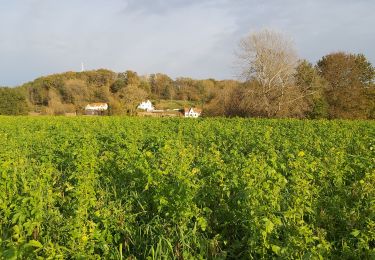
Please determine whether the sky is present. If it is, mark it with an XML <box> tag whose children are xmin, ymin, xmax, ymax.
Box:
<box><xmin>0</xmin><ymin>0</ymin><xmax>374</xmax><ymax>86</ymax></box>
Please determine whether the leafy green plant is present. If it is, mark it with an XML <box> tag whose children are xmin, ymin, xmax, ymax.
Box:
<box><xmin>0</xmin><ymin>116</ymin><xmax>374</xmax><ymax>258</ymax></box>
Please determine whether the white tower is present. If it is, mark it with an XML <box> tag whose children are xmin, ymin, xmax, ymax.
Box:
<box><xmin>81</xmin><ymin>62</ymin><xmax>85</xmax><ymax>72</ymax></box>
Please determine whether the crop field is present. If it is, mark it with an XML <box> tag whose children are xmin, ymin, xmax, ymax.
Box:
<box><xmin>0</xmin><ymin>117</ymin><xmax>374</xmax><ymax>259</ymax></box>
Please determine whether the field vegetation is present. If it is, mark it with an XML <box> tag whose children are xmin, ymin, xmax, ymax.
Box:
<box><xmin>0</xmin><ymin>116</ymin><xmax>374</xmax><ymax>259</ymax></box>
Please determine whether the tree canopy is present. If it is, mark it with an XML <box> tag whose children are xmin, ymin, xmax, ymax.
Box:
<box><xmin>0</xmin><ymin>87</ymin><xmax>29</xmax><ymax>115</ymax></box>
<box><xmin>317</xmin><ymin>52</ymin><xmax>375</xmax><ymax>119</ymax></box>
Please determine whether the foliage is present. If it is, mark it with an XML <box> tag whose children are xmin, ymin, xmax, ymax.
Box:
<box><xmin>0</xmin><ymin>117</ymin><xmax>374</xmax><ymax>259</ymax></box>
<box><xmin>150</xmin><ymin>73</ymin><xmax>174</xmax><ymax>100</ymax></box>
<box><xmin>0</xmin><ymin>88</ymin><xmax>28</xmax><ymax>115</ymax></box>
<box><xmin>117</xmin><ymin>85</ymin><xmax>148</xmax><ymax>115</ymax></box>
<box><xmin>295</xmin><ymin>60</ymin><xmax>329</xmax><ymax>118</ymax></box>
<box><xmin>317</xmin><ymin>52</ymin><xmax>375</xmax><ymax>119</ymax></box>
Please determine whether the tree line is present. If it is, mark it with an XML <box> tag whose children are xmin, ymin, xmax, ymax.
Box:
<box><xmin>0</xmin><ymin>29</ymin><xmax>373</xmax><ymax>119</ymax></box>
<box><xmin>205</xmin><ymin>29</ymin><xmax>374</xmax><ymax>119</ymax></box>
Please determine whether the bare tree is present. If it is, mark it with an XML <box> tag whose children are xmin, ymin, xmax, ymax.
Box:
<box><xmin>236</xmin><ymin>29</ymin><xmax>303</xmax><ymax>117</ymax></box>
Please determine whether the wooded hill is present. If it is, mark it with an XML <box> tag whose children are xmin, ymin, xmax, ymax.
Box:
<box><xmin>1</xmin><ymin>69</ymin><xmax>237</xmax><ymax>116</ymax></box>
<box><xmin>1</xmin><ymin>51</ymin><xmax>374</xmax><ymax>119</ymax></box>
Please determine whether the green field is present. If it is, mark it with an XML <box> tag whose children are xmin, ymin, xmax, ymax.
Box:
<box><xmin>0</xmin><ymin>117</ymin><xmax>374</xmax><ymax>259</ymax></box>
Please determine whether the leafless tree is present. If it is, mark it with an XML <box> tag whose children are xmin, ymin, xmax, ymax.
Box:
<box><xmin>236</xmin><ymin>29</ymin><xmax>306</xmax><ymax>117</ymax></box>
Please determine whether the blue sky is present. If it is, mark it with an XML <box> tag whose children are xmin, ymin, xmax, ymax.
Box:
<box><xmin>1</xmin><ymin>0</ymin><xmax>374</xmax><ymax>86</ymax></box>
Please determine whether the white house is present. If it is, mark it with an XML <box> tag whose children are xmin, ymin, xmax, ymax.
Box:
<box><xmin>184</xmin><ymin>107</ymin><xmax>202</xmax><ymax>118</ymax></box>
<box><xmin>85</xmin><ymin>103</ymin><xmax>108</xmax><ymax>115</ymax></box>
<box><xmin>137</xmin><ymin>100</ymin><xmax>154</xmax><ymax>111</ymax></box>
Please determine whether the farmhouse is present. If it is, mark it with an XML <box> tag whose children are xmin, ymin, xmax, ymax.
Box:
<box><xmin>85</xmin><ymin>103</ymin><xmax>108</xmax><ymax>115</ymax></box>
<box><xmin>137</xmin><ymin>100</ymin><xmax>154</xmax><ymax>111</ymax></box>
<box><xmin>184</xmin><ymin>107</ymin><xmax>202</xmax><ymax>118</ymax></box>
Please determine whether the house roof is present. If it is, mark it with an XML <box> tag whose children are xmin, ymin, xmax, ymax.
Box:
<box><xmin>85</xmin><ymin>103</ymin><xmax>108</xmax><ymax>110</ymax></box>
<box><xmin>184</xmin><ymin>107</ymin><xmax>202</xmax><ymax>113</ymax></box>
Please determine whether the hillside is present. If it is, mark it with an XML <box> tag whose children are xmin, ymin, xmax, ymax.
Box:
<box><xmin>1</xmin><ymin>69</ymin><xmax>233</xmax><ymax>116</ymax></box>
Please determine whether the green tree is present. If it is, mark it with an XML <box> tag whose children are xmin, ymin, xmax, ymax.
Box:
<box><xmin>0</xmin><ymin>88</ymin><xmax>29</xmax><ymax>115</ymax></box>
<box><xmin>110</xmin><ymin>79</ymin><xmax>126</xmax><ymax>93</ymax></box>
<box><xmin>111</xmin><ymin>71</ymin><xmax>141</xmax><ymax>94</ymax></box>
<box><xmin>295</xmin><ymin>60</ymin><xmax>328</xmax><ymax>118</ymax></box>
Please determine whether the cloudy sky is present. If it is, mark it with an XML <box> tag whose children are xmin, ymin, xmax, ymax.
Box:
<box><xmin>1</xmin><ymin>0</ymin><xmax>374</xmax><ymax>86</ymax></box>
